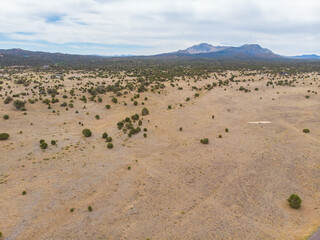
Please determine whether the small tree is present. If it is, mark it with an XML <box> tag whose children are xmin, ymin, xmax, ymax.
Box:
<box><xmin>82</xmin><ymin>129</ymin><xmax>92</xmax><ymax>137</ymax></box>
<box><xmin>287</xmin><ymin>194</ymin><xmax>302</xmax><ymax>209</ymax></box>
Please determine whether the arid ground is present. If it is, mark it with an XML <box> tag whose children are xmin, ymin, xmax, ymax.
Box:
<box><xmin>0</xmin><ymin>69</ymin><xmax>319</xmax><ymax>239</ymax></box>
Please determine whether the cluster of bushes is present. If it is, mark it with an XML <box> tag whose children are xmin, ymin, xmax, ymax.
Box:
<box><xmin>116</xmin><ymin>112</ymin><xmax>146</xmax><ymax>137</ymax></box>
<box><xmin>13</xmin><ymin>100</ymin><xmax>26</xmax><ymax>110</ymax></box>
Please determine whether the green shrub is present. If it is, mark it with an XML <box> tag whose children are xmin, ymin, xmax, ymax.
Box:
<box><xmin>117</xmin><ymin>121</ymin><xmax>124</xmax><ymax>129</ymax></box>
<box><xmin>134</xmin><ymin>101</ymin><xmax>138</xmax><ymax>105</ymax></box>
<box><xmin>225</xmin><ymin>128</ymin><xmax>229</xmax><ymax>132</ymax></box>
<box><xmin>13</xmin><ymin>100</ymin><xmax>25</xmax><ymax>110</ymax></box>
<box><xmin>22</xmin><ymin>191</ymin><xmax>27</xmax><ymax>195</ymax></box>
<box><xmin>102</xmin><ymin>132</ymin><xmax>108</xmax><ymax>139</ymax></box>
<box><xmin>88</xmin><ymin>206</ymin><xmax>93</xmax><ymax>211</ymax></box>
<box><xmin>287</xmin><ymin>194</ymin><xmax>302</xmax><ymax>209</ymax></box>
<box><xmin>4</xmin><ymin>96</ymin><xmax>13</xmax><ymax>104</ymax></box>
<box><xmin>168</xmin><ymin>105</ymin><xmax>172</xmax><ymax>109</ymax></box>
<box><xmin>39</xmin><ymin>139</ymin><xmax>45</xmax><ymax>144</ymax></box>
<box><xmin>3</xmin><ymin>115</ymin><xmax>9</xmax><ymax>120</ymax></box>
<box><xmin>40</xmin><ymin>142</ymin><xmax>48</xmax><ymax>149</ymax></box>
<box><xmin>106</xmin><ymin>137</ymin><xmax>112</xmax><ymax>142</ymax></box>
<box><xmin>0</xmin><ymin>133</ymin><xmax>9</xmax><ymax>140</ymax></box>
<box><xmin>105</xmin><ymin>104</ymin><xmax>110</xmax><ymax>109</ymax></box>
<box><xmin>70</xmin><ymin>208</ymin><xmax>75</xmax><ymax>212</ymax></box>
<box><xmin>303</xmin><ymin>129</ymin><xmax>310</xmax><ymax>133</ymax></box>
<box><xmin>143</xmin><ymin>133</ymin><xmax>147</xmax><ymax>138</ymax></box>
<box><xmin>112</xmin><ymin>97</ymin><xmax>118</xmax><ymax>103</ymax></box>
<box><xmin>141</xmin><ymin>107</ymin><xmax>149</xmax><ymax>116</ymax></box>
<box><xmin>200</xmin><ymin>138</ymin><xmax>209</xmax><ymax>144</ymax></box>
<box><xmin>51</xmin><ymin>140</ymin><xmax>56</xmax><ymax>145</ymax></box>
<box><xmin>107</xmin><ymin>143</ymin><xmax>113</xmax><ymax>149</ymax></box>
<box><xmin>179</xmin><ymin>127</ymin><xmax>182</xmax><ymax>131</ymax></box>
<box><xmin>95</xmin><ymin>115</ymin><xmax>100</xmax><ymax>120</ymax></box>
<box><xmin>131</xmin><ymin>114</ymin><xmax>139</xmax><ymax>120</ymax></box>
<box><xmin>82</xmin><ymin>129</ymin><xmax>92</xmax><ymax>137</ymax></box>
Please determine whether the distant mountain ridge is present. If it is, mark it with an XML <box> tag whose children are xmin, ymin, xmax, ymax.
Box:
<box><xmin>0</xmin><ymin>44</ymin><xmax>319</xmax><ymax>66</ymax></box>
<box><xmin>292</xmin><ymin>54</ymin><xmax>320</xmax><ymax>59</ymax></box>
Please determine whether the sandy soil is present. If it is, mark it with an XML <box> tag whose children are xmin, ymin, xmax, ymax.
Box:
<box><xmin>0</xmin><ymin>70</ymin><xmax>319</xmax><ymax>240</ymax></box>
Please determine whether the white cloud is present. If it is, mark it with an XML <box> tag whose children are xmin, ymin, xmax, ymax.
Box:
<box><xmin>0</xmin><ymin>0</ymin><xmax>319</xmax><ymax>55</ymax></box>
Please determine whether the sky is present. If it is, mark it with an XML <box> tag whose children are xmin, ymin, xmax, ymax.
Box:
<box><xmin>0</xmin><ymin>0</ymin><xmax>319</xmax><ymax>56</ymax></box>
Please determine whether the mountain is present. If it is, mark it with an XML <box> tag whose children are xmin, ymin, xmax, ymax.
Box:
<box><xmin>176</xmin><ymin>43</ymin><xmax>229</xmax><ymax>54</ymax></box>
<box><xmin>157</xmin><ymin>43</ymin><xmax>280</xmax><ymax>59</ymax></box>
<box><xmin>292</xmin><ymin>54</ymin><xmax>320</xmax><ymax>60</ymax></box>
<box><xmin>195</xmin><ymin>44</ymin><xmax>280</xmax><ymax>59</ymax></box>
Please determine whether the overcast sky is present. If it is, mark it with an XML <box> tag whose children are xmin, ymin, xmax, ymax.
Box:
<box><xmin>0</xmin><ymin>0</ymin><xmax>319</xmax><ymax>56</ymax></box>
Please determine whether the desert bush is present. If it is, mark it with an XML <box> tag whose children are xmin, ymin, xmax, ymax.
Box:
<box><xmin>22</xmin><ymin>191</ymin><xmax>27</xmax><ymax>195</ymax></box>
<box><xmin>303</xmin><ymin>129</ymin><xmax>310</xmax><ymax>133</ymax></box>
<box><xmin>4</xmin><ymin>96</ymin><xmax>13</xmax><ymax>104</ymax></box>
<box><xmin>3</xmin><ymin>115</ymin><xmax>9</xmax><ymax>120</ymax></box>
<box><xmin>131</xmin><ymin>114</ymin><xmax>139</xmax><ymax>121</ymax></box>
<box><xmin>200</xmin><ymin>138</ymin><xmax>209</xmax><ymax>144</ymax></box>
<box><xmin>134</xmin><ymin>101</ymin><xmax>138</xmax><ymax>105</ymax></box>
<box><xmin>168</xmin><ymin>105</ymin><xmax>172</xmax><ymax>109</ymax></box>
<box><xmin>225</xmin><ymin>128</ymin><xmax>229</xmax><ymax>132</ymax></box>
<box><xmin>287</xmin><ymin>194</ymin><xmax>302</xmax><ymax>209</ymax></box>
<box><xmin>102</xmin><ymin>132</ymin><xmax>108</xmax><ymax>139</ymax></box>
<box><xmin>51</xmin><ymin>140</ymin><xmax>56</xmax><ymax>145</ymax></box>
<box><xmin>112</xmin><ymin>97</ymin><xmax>118</xmax><ymax>103</ymax></box>
<box><xmin>141</xmin><ymin>107</ymin><xmax>149</xmax><ymax>116</ymax></box>
<box><xmin>40</xmin><ymin>142</ymin><xmax>48</xmax><ymax>149</ymax></box>
<box><xmin>143</xmin><ymin>133</ymin><xmax>147</xmax><ymax>138</ymax></box>
<box><xmin>95</xmin><ymin>115</ymin><xmax>100</xmax><ymax>120</ymax></box>
<box><xmin>13</xmin><ymin>100</ymin><xmax>25</xmax><ymax>110</ymax></box>
<box><xmin>82</xmin><ymin>129</ymin><xmax>92</xmax><ymax>137</ymax></box>
<box><xmin>107</xmin><ymin>143</ymin><xmax>113</xmax><ymax>149</ymax></box>
<box><xmin>106</xmin><ymin>137</ymin><xmax>112</xmax><ymax>142</ymax></box>
<box><xmin>179</xmin><ymin>127</ymin><xmax>182</xmax><ymax>131</ymax></box>
<box><xmin>0</xmin><ymin>133</ymin><xmax>9</xmax><ymax>140</ymax></box>
<box><xmin>88</xmin><ymin>206</ymin><xmax>93</xmax><ymax>211</ymax></box>
<box><xmin>105</xmin><ymin>104</ymin><xmax>111</xmax><ymax>109</ymax></box>
<box><xmin>117</xmin><ymin>122</ymin><xmax>124</xmax><ymax>129</ymax></box>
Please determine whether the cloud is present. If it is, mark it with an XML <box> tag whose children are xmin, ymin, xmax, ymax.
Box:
<box><xmin>0</xmin><ymin>0</ymin><xmax>319</xmax><ymax>55</ymax></box>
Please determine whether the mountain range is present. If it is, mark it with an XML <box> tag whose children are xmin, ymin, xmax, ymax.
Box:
<box><xmin>0</xmin><ymin>43</ymin><xmax>319</xmax><ymax>66</ymax></box>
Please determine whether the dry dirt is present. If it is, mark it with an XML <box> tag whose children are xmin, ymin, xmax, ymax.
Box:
<box><xmin>0</xmin><ymin>70</ymin><xmax>319</xmax><ymax>240</ymax></box>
